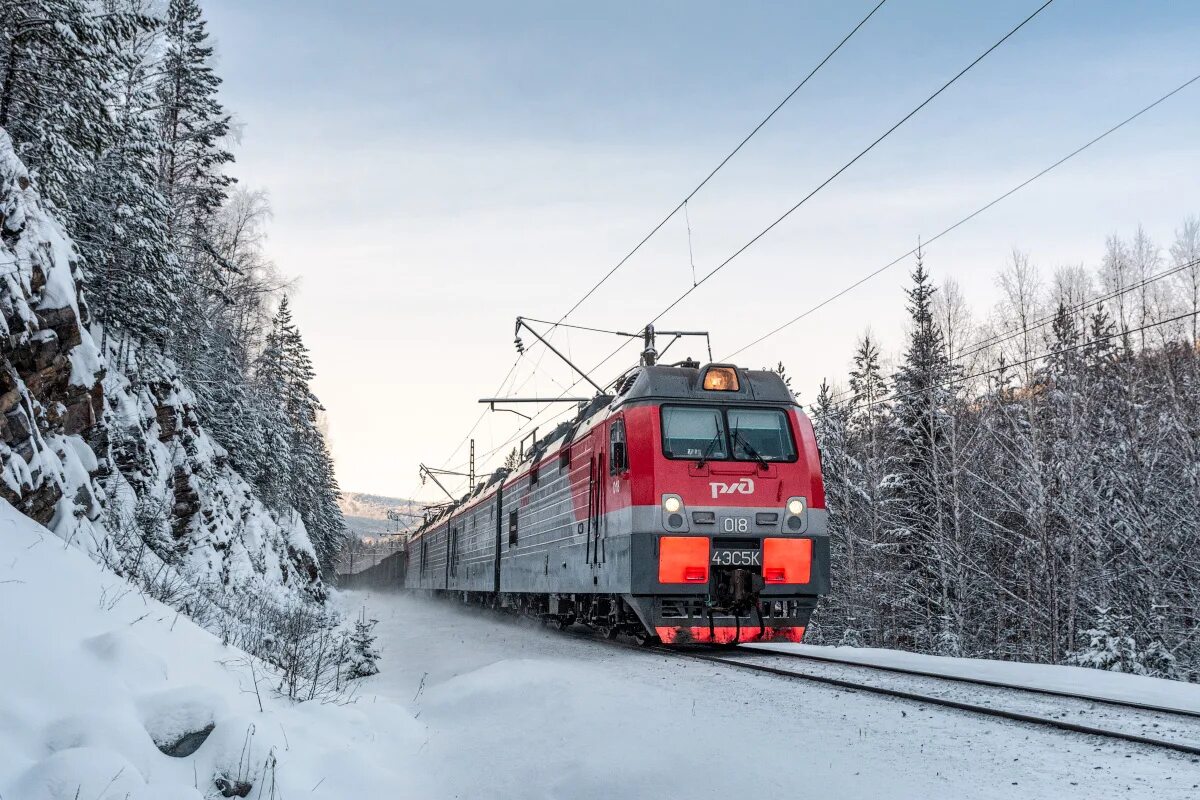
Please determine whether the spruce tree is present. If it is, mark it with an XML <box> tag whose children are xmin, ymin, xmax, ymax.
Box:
<box><xmin>155</xmin><ymin>0</ymin><xmax>237</xmax><ymax>389</ymax></box>
<box><xmin>156</xmin><ymin>0</ymin><xmax>233</xmax><ymax>244</ymax></box>
<box><xmin>77</xmin><ymin>0</ymin><xmax>183</xmax><ymax>348</ymax></box>
<box><xmin>1</xmin><ymin>0</ymin><xmax>122</xmax><ymax>225</ymax></box>
<box><xmin>811</xmin><ymin>380</ymin><xmax>854</xmax><ymax>644</ymax></box>
<box><xmin>345</xmin><ymin>609</ymin><xmax>380</xmax><ymax>679</ymax></box>
<box><xmin>885</xmin><ymin>252</ymin><xmax>958</xmax><ymax>650</ymax></box>
<box><xmin>256</xmin><ymin>298</ymin><xmax>347</xmax><ymax>573</ymax></box>
<box><xmin>842</xmin><ymin>334</ymin><xmax>890</xmax><ymax>644</ymax></box>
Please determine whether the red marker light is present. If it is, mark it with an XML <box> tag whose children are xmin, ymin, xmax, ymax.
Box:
<box><xmin>659</xmin><ymin>536</ymin><xmax>710</xmax><ymax>584</ymax></box>
<box><xmin>763</xmin><ymin>538</ymin><xmax>812</xmax><ymax>584</ymax></box>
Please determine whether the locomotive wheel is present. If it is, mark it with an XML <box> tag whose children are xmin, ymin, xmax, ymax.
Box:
<box><xmin>597</xmin><ymin>623</ymin><xmax>620</xmax><ymax>640</ymax></box>
<box><xmin>631</xmin><ymin>628</ymin><xmax>660</xmax><ymax>647</ymax></box>
<box><xmin>551</xmin><ymin>616</ymin><xmax>575</xmax><ymax>631</ymax></box>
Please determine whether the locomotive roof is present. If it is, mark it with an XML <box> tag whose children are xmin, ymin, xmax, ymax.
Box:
<box><xmin>613</xmin><ymin>363</ymin><xmax>797</xmax><ymax>407</ymax></box>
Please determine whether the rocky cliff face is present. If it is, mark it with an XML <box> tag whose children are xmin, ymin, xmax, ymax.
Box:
<box><xmin>0</xmin><ymin>128</ymin><xmax>322</xmax><ymax>602</ymax></box>
<box><xmin>0</xmin><ymin>132</ymin><xmax>104</xmax><ymax>531</ymax></box>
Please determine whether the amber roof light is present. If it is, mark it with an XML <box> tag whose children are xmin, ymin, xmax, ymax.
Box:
<box><xmin>702</xmin><ymin>366</ymin><xmax>739</xmax><ymax>391</ymax></box>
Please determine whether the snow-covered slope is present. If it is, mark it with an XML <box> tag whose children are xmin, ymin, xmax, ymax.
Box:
<box><xmin>0</xmin><ymin>500</ymin><xmax>428</xmax><ymax>799</ymax></box>
<box><xmin>101</xmin><ymin>344</ymin><xmax>323</xmax><ymax>599</ymax></box>
<box><xmin>0</xmin><ymin>126</ymin><xmax>322</xmax><ymax>603</ymax></box>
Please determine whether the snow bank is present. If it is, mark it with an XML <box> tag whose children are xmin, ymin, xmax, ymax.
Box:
<box><xmin>751</xmin><ymin>642</ymin><xmax>1200</xmax><ymax>713</ymax></box>
<box><xmin>0</xmin><ymin>500</ymin><xmax>431</xmax><ymax>799</ymax></box>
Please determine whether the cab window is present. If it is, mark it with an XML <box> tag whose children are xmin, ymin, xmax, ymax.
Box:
<box><xmin>728</xmin><ymin>408</ymin><xmax>796</xmax><ymax>462</ymax></box>
<box><xmin>609</xmin><ymin>418</ymin><xmax>628</xmax><ymax>474</ymax></box>
<box><xmin>661</xmin><ymin>406</ymin><xmax>728</xmax><ymax>460</ymax></box>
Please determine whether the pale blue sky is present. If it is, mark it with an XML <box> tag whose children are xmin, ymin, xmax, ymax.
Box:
<box><xmin>204</xmin><ymin>0</ymin><xmax>1200</xmax><ymax>498</ymax></box>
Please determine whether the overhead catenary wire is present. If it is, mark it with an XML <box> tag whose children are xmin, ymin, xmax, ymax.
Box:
<box><xmin>452</xmin><ymin>336</ymin><xmax>646</xmax><ymax>489</ymax></box>
<box><xmin>400</xmin><ymin>353</ymin><xmax>525</xmax><ymax>503</ymax></box>
<box><xmin>684</xmin><ymin>200</ymin><xmax>697</xmax><ymax>287</ymax></box>
<box><xmin>647</xmin><ymin>0</ymin><xmax>1057</xmax><ymax>328</ymax></box>
<box><xmin>514</xmin><ymin>318</ymin><xmax>639</xmax><ymax>338</ymax></box>
<box><xmin>807</xmin><ymin>311</ymin><xmax>1196</xmax><ymax>420</ymax></box>
<box><xmin>949</xmin><ymin>256</ymin><xmax>1200</xmax><ymax>367</ymax></box>
<box><xmin>724</xmin><ymin>70</ymin><xmax>1200</xmax><ymax>362</ymax></box>
<box><xmin>815</xmin><ymin>254</ymin><xmax>1200</xmax><ymax>410</ymax></box>
<box><xmin>533</xmin><ymin>0</ymin><xmax>1060</xmax><ymax>415</ymax></box>
<box><xmin>548</xmin><ymin>0</ymin><xmax>892</xmax><ymax>331</ymax></box>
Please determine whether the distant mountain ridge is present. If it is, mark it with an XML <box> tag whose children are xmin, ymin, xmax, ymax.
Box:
<box><xmin>339</xmin><ymin>492</ymin><xmax>422</xmax><ymax>521</ymax></box>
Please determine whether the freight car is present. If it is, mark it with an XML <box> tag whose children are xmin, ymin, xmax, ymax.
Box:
<box><xmin>404</xmin><ymin>360</ymin><xmax>829</xmax><ymax>645</ymax></box>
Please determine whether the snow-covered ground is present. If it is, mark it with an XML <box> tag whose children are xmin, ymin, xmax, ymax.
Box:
<box><xmin>6</xmin><ymin>495</ymin><xmax>1198</xmax><ymax>800</ymax></box>
<box><xmin>341</xmin><ymin>590</ymin><xmax>1200</xmax><ymax>800</ymax></box>
<box><xmin>0</xmin><ymin>501</ymin><xmax>431</xmax><ymax>799</ymax></box>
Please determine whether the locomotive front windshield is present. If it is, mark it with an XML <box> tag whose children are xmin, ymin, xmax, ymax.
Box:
<box><xmin>661</xmin><ymin>407</ymin><xmax>729</xmax><ymax>459</ymax></box>
<box><xmin>728</xmin><ymin>408</ymin><xmax>796</xmax><ymax>461</ymax></box>
<box><xmin>661</xmin><ymin>406</ymin><xmax>796</xmax><ymax>462</ymax></box>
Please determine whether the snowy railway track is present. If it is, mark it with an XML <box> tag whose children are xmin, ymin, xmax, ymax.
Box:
<box><xmin>743</xmin><ymin>645</ymin><xmax>1200</xmax><ymax>719</ymax></box>
<box><xmin>466</xmin><ymin>603</ymin><xmax>1200</xmax><ymax>758</ymax></box>
<box><xmin>640</xmin><ymin>643</ymin><xmax>1200</xmax><ymax>758</ymax></box>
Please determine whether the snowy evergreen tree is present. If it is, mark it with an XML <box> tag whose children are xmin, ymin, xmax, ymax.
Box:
<box><xmin>846</xmin><ymin>333</ymin><xmax>890</xmax><ymax>645</ymax></box>
<box><xmin>345</xmin><ymin>609</ymin><xmax>380</xmax><ymax>679</ymax></box>
<box><xmin>810</xmin><ymin>380</ymin><xmax>856</xmax><ymax>643</ymax></box>
<box><xmin>155</xmin><ymin>0</ymin><xmax>233</xmax><ymax>245</ymax></box>
<box><xmin>77</xmin><ymin>0</ymin><xmax>183</xmax><ymax>348</ymax></box>
<box><xmin>884</xmin><ymin>251</ymin><xmax>959</xmax><ymax>649</ymax></box>
<box><xmin>3</xmin><ymin>0</ymin><xmax>348</xmax><ymax>607</ymax></box>
<box><xmin>765</xmin><ymin>361</ymin><xmax>793</xmax><ymax>391</ymax></box>
<box><xmin>256</xmin><ymin>298</ymin><xmax>347</xmax><ymax>573</ymax></box>
<box><xmin>798</xmin><ymin>221</ymin><xmax>1200</xmax><ymax>678</ymax></box>
<box><xmin>1</xmin><ymin>0</ymin><xmax>118</xmax><ymax>224</ymax></box>
<box><xmin>1068</xmin><ymin>608</ymin><xmax>1144</xmax><ymax>675</ymax></box>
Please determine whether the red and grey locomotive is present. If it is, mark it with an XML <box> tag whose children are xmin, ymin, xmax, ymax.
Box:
<box><xmin>402</xmin><ymin>357</ymin><xmax>829</xmax><ymax>645</ymax></box>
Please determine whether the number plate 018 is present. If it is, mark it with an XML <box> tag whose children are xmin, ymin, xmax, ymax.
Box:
<box><xmin>710</xmin><ymin>548</ymin><xmax>761</xmax><ymax>567</ymax></box>
<box><xmin>720</xmin><ymin>516</ymin><xmax>750</xmax><ymax>533</ymax></box>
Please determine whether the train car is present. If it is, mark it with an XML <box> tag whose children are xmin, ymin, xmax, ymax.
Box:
<box><xmin>403</xmin><ymin>361</ymin><xmax>829</xmax><ymax>645</ymax></box>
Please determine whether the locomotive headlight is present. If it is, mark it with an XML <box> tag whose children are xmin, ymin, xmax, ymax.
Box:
<box><xmin>662</xmin><ymin>494</ymin><xmax>688</xmax><ymax>531</ymax></box>
<box><xmin>785</xmin><ymin>496</ymin><xmax>808</xmax><ymax>533</ymax></box>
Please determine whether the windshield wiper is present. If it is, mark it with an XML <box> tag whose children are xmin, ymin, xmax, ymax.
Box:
<box><xmin>696</xmin><ymin>430</ymin><xmax>723</xmax><ymax>467</ymax></box>
<box><xmin>732</xmin><ymin>427</ymin><xmax>769</xmax><ymax>469</ymax></box>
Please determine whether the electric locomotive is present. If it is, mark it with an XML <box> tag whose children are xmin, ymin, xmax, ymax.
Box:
<box><xmin>402</xmin><ymin>357</ymin><xmax>829</xmax><ymax>645</ymax></box>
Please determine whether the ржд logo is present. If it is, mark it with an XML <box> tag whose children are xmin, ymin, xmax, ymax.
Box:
<box><xmin>709</xmin><ymin>477</ymin><xmax>755</xmax><ymax>499</ymax></box>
